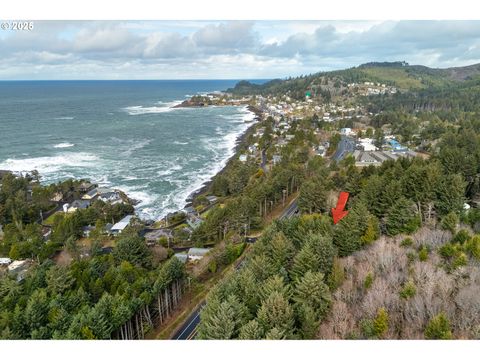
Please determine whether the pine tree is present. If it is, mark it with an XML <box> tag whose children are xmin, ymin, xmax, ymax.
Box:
<box><xmin>333</xmin><ymin>202</ymin><xmax>370</xmax><ymax>256</ymax></box>
<box><xmin>257</xmin><ymin>291</ymin><xmax>295</xmax><ymax>336</ymax></box>
<box><xmin>294</xmin><ymin>271</ymin><xmax>331</xmax><ymax>319</ymax></box>
<box><xmin>385</xmin><ymin>197</ymin><xmax>421</xmax><ymax>236</ymax></box>
<box><xmin>424</xmin><ymin>313</ymin><xmax>453</xmax><ymax>340</ymax></box>
<box><xmin>290</xmin><ymin>243</ymin><xmax>320</xmax><ymax>279</ymax></box>
<box><xmin>269</xmin><ymin>232</ymin><xmax>295</xmax><ymax>270</ymax></box>
<box><xmin>259</xmin><ymin>275</ymin><xmax>291</xmax><ymax>302</ymax></box>
<box><xmin>307</xmin><ymin>234</ymin><xmax>336</xmax><ymax>276</ymax></box>
<box><xmin>239</xmin><ymin>320</ymin><xmax>264</xmax><ymax>340</ymax></box>
<box><xmin>197</xmin><ymin>295</ymin><xmax>248</xmax><ymax>339</ymax></box>
<box><xmin>296</xmin><ymin>304</ymin><xmax>319</xmax><ymax>339</ymax></box>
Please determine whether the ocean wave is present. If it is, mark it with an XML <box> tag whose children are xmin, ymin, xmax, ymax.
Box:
<box><xmin>53</xmin><ymin>142</ymin><xmax>75</xmax><ymax>148</ymax></box>
<box><xmin>173</xmin><ymin>141</ymin><xmax>189</xmax><ymax>145</ymax></box>
<box><xmin>54</xmin><ymin>116</ymin><xmax>75</xmax><ymax>120</ymax></box>
<box><xmin>0</xmin><ymin>152</ymin><xmax>99</xmax><ymax>175</ymax></box>
<box><xmin>121</xmin><ymin>138</ymin><xmax>152</xmax><ymax>156</ymax></box>
<box><xmin>123</xmin><ymin>100</ymin><xmax>183</xmax><ymax>115</ymax></box>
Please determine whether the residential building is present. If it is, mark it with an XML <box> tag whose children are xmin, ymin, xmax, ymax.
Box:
<box><xmin>187</xmin><ymin>247</ymin><xmax>210</xmax><ymax>261</ymax></box>
<box><xmin>111</xmin><ymin>215</ymin><xmax>133</xmax><ymax>235</ymax></box>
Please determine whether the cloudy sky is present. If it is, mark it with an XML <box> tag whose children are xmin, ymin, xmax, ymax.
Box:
<box><xmin>1</xmin><ymin>20</ymin><xmax>480</xmax><ymax>80</ymax></box>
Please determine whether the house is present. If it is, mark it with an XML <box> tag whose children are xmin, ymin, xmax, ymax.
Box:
<box><xmin>82</xmin><ymin>225</ymin><xmax>96</xmax><ymax>237</ymax></box>
<box><xmin>239</xmin><ymin>154</ymin><xmax>248</xmax><ymax>162</ymax></box>
<box><xmin>50</xmin><ymin>192</ymin><xmax>63</xmax><ymax>202</ymax></box>
<box><xmin>82</xmin><ymin>187</ymin><xmax>116</xmax><ymax>201</ymax></box>
<box><xmin>187</xmin><ymin>247</ymin><xmax>211</xmax><ymax>261</ymax></box>
<box><xmin>359</xmin><ymin>138</ymin><xmax>378</xmax><ymax>152</ymax></box>
<box><xmin>316</xmin><ymin>145</ymin><xmax>326</xmax><ymax>157</ymax></box>
<box><xmin>184</xmin><ymin>206</ymin><xmax>197</xmax><ymax>216</ymax></box>
<box><xmin>66</xmin><ymin>199</ymin><xmax>91</xmax><ymax>213</ymax></box>
<box><xmin>206</xmin><ymin>195</ymin><xmax>218</xmax><ymax>204</ymax></box>
<box><xmin>98</xmin><ymin>191</ymin><xmax>122</xmax><ymax>204</ymax></box>
<box><xmin>8</xmin><ymin>259</ymin><xmax>32</xmax><ymax>282</ymax></box>
<box><xmin>104</xmin><ymin>223</ymin><xmax>113</xmax><ymax>235</ymax></box>
<box><xmin>340</xmin><ymin>128</ymin><xmax>354</xmax><ymax>136</ymax></box>
<box><xmin>144</xmin><ymin>229</ymin><xmax>173</xmax><ymax>246</ymax></box>
<box><xmin>0</xmin><ymin>258</ymin><xmax>12</xmax><ymax>266</ymax></box>
<box><xmin>388</xmin><ymin>139</ymin><xmax>407</xmax><ymax>152</ymax></box>
<box><xmin>110</xmin><ymin>215</ymin><xmax>133</xmax><ymax>235</ymax></box>
<box><xmin>174</xmin><ymin>253</ymin><xmax>188</xmax><ymax>264</ymax></box>
<box><xmin>41</xmin><ymin>226</ymin><xmax>52</xmax><ymax>241</ymax></box>
<box><xmin>187</xmin><ymin>215</ymin><xmax>204</xmax><ymax>230</ymax></box>
<box><xmin>273</xmin><ymin>155</ymin><xmax>282</xmax><ymax>165</ymax></box>
<box><xmin>78</xmin><ymin>182</ymin><xmax>96</xmax><ymax>194</ymax></box>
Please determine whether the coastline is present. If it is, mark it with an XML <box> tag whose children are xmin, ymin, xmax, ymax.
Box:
<box><xmin>183</xmin><ymin>104</ymin><xmax>263</xmax><ymax>208</ymax></box>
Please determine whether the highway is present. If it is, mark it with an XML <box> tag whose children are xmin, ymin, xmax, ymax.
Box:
<box><xmin>171</xmin><ymin>197</ymin><xmax>299</xmax><ymax>340</ymax></box>
<box><xmin>332</xmin><ymin>136</ymin><xmax>355</xmax><ymax>162</ymax></box>
<box><xmin>171</xmin><ymin>301</ymin><xmax>205</xmax><ymax>340</ymax></box>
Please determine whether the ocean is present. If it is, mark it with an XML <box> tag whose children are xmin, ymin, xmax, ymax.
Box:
<box><xmin>0</xmin><ymin>80</ymin><xmax>262</xmax><ymax>220</ymax></box>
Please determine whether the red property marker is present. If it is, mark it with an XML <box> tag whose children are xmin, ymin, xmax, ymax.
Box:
<box><xmin>332</xmin><ymin>192</ymin><xmax>349</xmax><ymax>224</ymax></box>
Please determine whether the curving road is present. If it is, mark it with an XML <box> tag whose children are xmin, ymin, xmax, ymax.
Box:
<box><xmin>332</xmin><ymin>135</ymin><xmax>355</xmax><ymax>162</ymax></box>
<box><xmin>171</xmin><ymin>197</ymin><xmax>299</xmax><ymax>340</ymax></box>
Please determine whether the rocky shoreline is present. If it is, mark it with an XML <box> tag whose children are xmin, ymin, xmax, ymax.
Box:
<box><xmin>183</xmin><ymin>104</ymin><xmax>263</xmax><ymax>207</ymax></box>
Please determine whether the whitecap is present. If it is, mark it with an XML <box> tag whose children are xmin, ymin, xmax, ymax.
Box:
<box><xmin>123</xmin><ymin>100</ymin><xmax>183</xmax><ymax>115</ymax></box>
<box><xmin>54</xmin><ymin>116</ymin><xmax>75</xmax><ymax>120</ymax></box>
<box><xmin>0</xmin><ymin>152</ymin><xmax>99</xmax><ymax>175</ymax></box>
<box><xmin>53</xmin><ymin>142</ymin><xmax>75</xmax><ymax>149</ymax></box>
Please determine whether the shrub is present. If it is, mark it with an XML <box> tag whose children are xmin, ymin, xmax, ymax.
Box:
<box><xmin>418</xmin><ymin>246</ymin><xmax>429</xmax><ymax>262</ymax></box>
<box><xmin>452</xmin><ymin>229</ymin><xmax>471</xmax><ymax>245</ymax></box>
<box><xmin>208</xmin><ymin>260</ymin><xmax>217</xmax><ymax>273</ymax></box>
<box><xmin>399</xmin><ymin>280</ymin><xmax>416</xmax><ymax>299</ymax></box>
<box><xmin>465</xmin><ymin>235</ymin><xmax>480</xmax><ymax>260</ymax></box>
<box><xmin>424</xmin><ymin>313</ymin><xmax>453</xmax><ymax>340</ymax></box>
<box><xmin>327</xmin><ymin>257</ymin><xmax>345</xmax><ymax>290</ymax></box>
<box><xmin>373</xmin><ymin>308</ymin><xmax>389</xmax><ymax>339</ymax></box>
<box><xmin>400</xmin><ymin>237</ymin><xmax>413</xmax><ymax>247</ymax></box>
<box><xmin>363</xmin><ymin>273</ymin><xmax>374</xmax><ymax>290</ymax></box>
<box><xmin>440</xmin><ymin>212</ymin><xmax>459</xmax><ymax>233</ymax></box>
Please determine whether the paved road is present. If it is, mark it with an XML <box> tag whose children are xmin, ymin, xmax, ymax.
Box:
<box><xmin>172</xmin><ymin>301</ymin><xmax>206</xmax><ymax>340</ymax></box>
<box><xmin>332</xmin><ymin>136</ymin><xmax>355</xmax><ymax>162</ymax></box>
<box><xmin>172</xmin><ymin>197</ymin><xmax>299</xmax><ymax>340</ymax></box>
<box><xmin>280</xmin><ymin>198</ymin><xmax>298</xmax><ymax>219</ymax></box>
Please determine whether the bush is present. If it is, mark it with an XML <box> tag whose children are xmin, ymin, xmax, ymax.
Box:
<box><xmin>418</xmin><ymin>246</ymin><xmax>428</xmax><ymax>262</ymax></box>
<box><xmin>373</xmin><ymin>308</ymin><xmax>389</xmax><ymax>339</ymax></box>
<box><xmin>208</xmin><ymin>260</ymin><xmax>217</xmax><ymax>273</ymax></box>
<box><xmin>424</xmin><ymin>313</ymin><xmax>452</xmax><ymax>340</ymax></box>
<box><xmin>400</xmin><ymin>237</ymin><xmax>413</xmax><ymax>247</ymax></box>
<box><xmin>465</xmin><ymin>235</ymin><xmax>480</xmax><ymax>260</ymax></box>
<box><xmin>399</xmin><ymin>280</ymin><xmax>416</xmax><ymax>299</ymax></box>
<box><xmin>452</xmin><ymin>229</ymin><xmax>471</xmax><ymax>245</ymax></box>
<box><xmin>440</xmin><ymin>212</ymin><xmax>459</xmax><ymax>233</ymax></box>
<box><xmin>363</xmin><ymin>273</ymin><xmax>374</xmax><ymax>290</ymax></box>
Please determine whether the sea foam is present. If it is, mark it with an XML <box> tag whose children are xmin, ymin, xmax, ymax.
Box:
<box><xmin>53</xmin><ymin>142</ymin><xmax>75</xmax><ymax>148</ymax></box>
<box><xmin>123</xmin><ymin>100</ymin><xmax>183</xmax><ymax>115</ymax></box>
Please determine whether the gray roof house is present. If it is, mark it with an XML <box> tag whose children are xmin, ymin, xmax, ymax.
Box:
<box><xmin>111</xmin><ymin>215</ymin><xmax>134</xmax><ymax>235</ymax></box>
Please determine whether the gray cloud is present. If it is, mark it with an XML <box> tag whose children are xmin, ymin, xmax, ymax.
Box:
<box><xmin>1</xmin><ymin>20</ymin><xmax>480</xmax><ymax>79</ymax></box>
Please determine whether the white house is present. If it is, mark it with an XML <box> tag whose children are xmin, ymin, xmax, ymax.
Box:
<box><xmin>340</xmin><ymin>128</ymin><xmax>354</xmax><ymax>136</ymax></box>
<box><xmin>359</xmin><ymin>138</ymin><xmax>378</xmax><ymax>152</ymax></box>
<box><xmin>8</xmin><ymin>259</ymin><xmax>32</xmax><ymax>282</ymax></box>
<box><xmin>111</xmin><ymin>215</ymin><xmax>133</xmax><ymax>235</ymax></box>
<box><xmin>187</xmin><ymin>247</ymin><xmax>211</xmax><ymax>262</ymax></box>
<box><xmin>239</xmin><ymin>154</ymin><xmax>248</xmax><ymax>162</ymax></box>
<box><xmin>0</xmin><ymin>257</ymin><xmax>12</xmax><ymax>266</ymax></box>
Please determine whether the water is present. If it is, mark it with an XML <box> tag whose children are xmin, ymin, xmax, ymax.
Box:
<box><xmin>0</xmin><ymin>80</ymin><xmax>262</xmax><ymax>220</ymax></box>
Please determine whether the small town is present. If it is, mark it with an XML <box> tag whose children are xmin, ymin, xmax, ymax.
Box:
<box><xmin>2</xmin><ymin>15</ymin><xmax>480</xmax><ymax>352</ymax></box>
